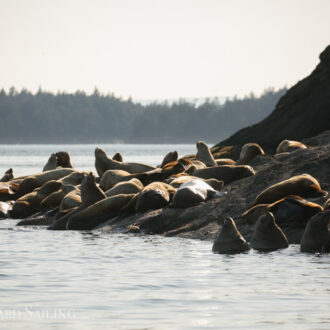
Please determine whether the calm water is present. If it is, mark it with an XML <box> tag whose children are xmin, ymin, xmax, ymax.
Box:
<box><xmin>0</xmin><ymin>145</ymin><xmax>329</xmax><ymax>329</ymax></box>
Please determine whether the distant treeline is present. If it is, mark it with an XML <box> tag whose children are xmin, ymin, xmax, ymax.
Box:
<box><xmin>0</xmin><ymin>87</ymin><xmax>286</xmax><ymax>144</ymax></box>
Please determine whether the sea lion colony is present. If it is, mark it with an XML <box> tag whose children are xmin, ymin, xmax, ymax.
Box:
<box><xmin>0</xmin><ymin>139</ymin><xmax>329</xmax><ymax>255</ymax></box>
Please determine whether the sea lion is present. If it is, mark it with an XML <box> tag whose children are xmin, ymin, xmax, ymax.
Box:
<box><xmin>17</xmin><ymin>168</ymin><xmax>76</xmax><ymax>197</ymax></box>
<box><xmin>193</xmin><ymin>165</ymin><xmax>255</xmax><ymax>184</ymax></box>
<box><xmin>48</xmin><ymin>173</ymin><xmax>106</xmax><ymax>230</ymax></box>
<box><xmin>9</xmin><ymin>200</ymin><xmax>36</xmax><ymax>219</ymax></box>
<box><xmin>236</xmin><ymin>143</ymin><xmax>265</xmax><ymax>165</ymax></box>
<box><xmin>66</xmin><ymin>193</ymin><xmax>135</xmax><ymax>230</ymax></box>
<box><xmin>171</xmin><ymin>179</ymin><xmax>225</xmax><ymax>208</ymax></box>
<box><xmin>105</xmin><ymin>178</ymin><xmax>143</xmax><ymax>198</ymax></box>
<box><xmin>0</xmin><ymin>201</ymin><xmax>12</xmax><ymax>219</ymax></box>
<box><xmin>250</xmin><ymin>212</ymin><xmax>289</xmax><ymax>251</ymax></box>
<box><xmin>43</xmin><ymin>154</ymin><xmax>58</xmax><ymax>172</ymax></box>
<box><xmin>0</xmin><ymin>181</ymin><xmax>19</xmax><ymax>202</ymax></box>
<box><xmin>94</xmin><ymin>147</ymin><xmax>155</xmax><ymax>176</ymax></box>
<box><xmin>212</xmin><ymin>217</ymin><xmax>250</xmax><ymax>254</ymax></box>
<box><xmin>56</xmin><ymin>151</ymin><xmax>73</xmax><ymax>168</ymax></box>
<box><xmin>276</xmin><ymin>140</ymin><xmax>307</xmax><ymax>153</ymax></box>
<box><xmin>112</xmin><ymin>152</ymin><xmax>123</xmax><ymax>162</ymax></box>
<box><xmin>59</xmin><ymin>186</ymin><xmax>81</xmax><ymax>211</ymax></box>
<box><xmin>254</xmin><ymin>174</ymin><xmax>326</xmax><ymax>205</ymax></box>
<box><xmin>196</xmin><ymin>141</ymin><xmax>217</xmax><ymax>166</ymax></box>
<box><xmin>160</xmin><ymin>151</ymin><xmax>178</xmax><ymax>168</ymax></box>
<box><xmin>241</xmin><ymin>204</ymin><xmax>269</xmax><ymax>225</ymax></box>
<box><xmin>167</xmin><ymin>175</ymin><xmax>224</xmax><ymax>191</ymax></box>
<box><xmin>100</xmin><ymin>170</ymin><xmax>131</xmax><ymax>191</ymax></box>
<box><xmin>0</xmin><ymin>168</ymin><xmax>14</xmax><ymax>182</ymax></box>
<box><xmin>300</xmin><ymin>210</ymin><xmax>330</xmax><ymax>253</ymax></box>
<box><xmin>215</xmin><ymin>158</ymin><xmax>235</xmax><ymax>166</ymax></box>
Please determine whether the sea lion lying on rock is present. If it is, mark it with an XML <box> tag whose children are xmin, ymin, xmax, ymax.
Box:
<box><xmin>276</xmin><ymin>140</ymin><xmax>307</xmax><ymax>153</ymax></box>
<box><xmin>300</xmin><ymin>210</ymin><xmax>330</xmax><ymax>253</ymax></box>
<box><xmin>196</xmin><ymin>141</ymin><xmax>217</xmax><ymax>166</ymax></box>
<box><xmin>171</xmin><ymin>179</ymin><xmax>226</xmax><ymax>208</ymax></box>
<box><xmin>95</xmin><ymin>147</ymin><xmax>155</xmax><ymax>176</ymax></box>
<box><xmin>167</xmin><ymin>175</ymin><xmax>224</xmax><ymax>191</ymax></box>
<box><xmin>212</xmin><ymin>217</ymin><xmax>250</xmax><ymax>254</ymax></box>
<box><xmin>105</xmin><ymin>178</ymin><xmax>143</xmax><ymax>198</ymax></box>
<box><xmin>59</xmin><ymin>185</ymin><xmax>81</xmax><ymax>211</ymax></box>
<box><xmin>215</xmin><ymin>158</ymin><xmax>235</xmax><ymax>166</ymax></box>
<box><xmin>0</xmin><ymin>168</ymin><xmax>14</xmax><ymax>182</ymax></box>
<box><xmin>251</xmin><ymin>212</ymin><xmax>289</xmax><ymax>252</ymax></box>
<box><xmin>254</xmin><ymin>174</ymin><xmax>326</xmax><ymax>205</ymax></box>
<box><xmin>236</xmin><ymin>143</ymin><xmax>265</xmax><ymax>165</ymax></box>
<box><xmin>100</xmin><ymin>170</ymin><xmax>131</xmax><ymax>191</ymax></box>
<box><xmin>193</xmin><ymin>165</ymin><xmax>255</xmax><ymax>184</ymax></box>
<box><xmin>67</xmin><ymin>193</ymin><xmax>135</xmax><ymax>230</ymax></box>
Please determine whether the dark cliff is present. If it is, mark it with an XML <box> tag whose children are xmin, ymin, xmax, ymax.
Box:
<box><xmin>212</xmin><ymin>45</ymin><xmax>330</xmax><ymax>159</ymax></box>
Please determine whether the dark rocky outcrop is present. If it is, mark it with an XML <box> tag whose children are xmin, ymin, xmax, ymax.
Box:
<box><xmin>212</xmin><ymin>45</ymin><xmax>330</xmax><ymax>160</ymax></box>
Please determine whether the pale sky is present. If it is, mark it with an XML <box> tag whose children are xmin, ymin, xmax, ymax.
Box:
<box><xmin>0</xmin><ymin>0</ymin><xmax>329</xmax><ymax>100</ymax></box>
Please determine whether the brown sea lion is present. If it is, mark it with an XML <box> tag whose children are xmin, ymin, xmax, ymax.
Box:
<box><xmin>236</xmin><ymin>143</ymin><xmax>265</xmax><ymax>165</ymax></box>
<box><xmin>0</xmin><ymin>168</ymin><xmax>14</xmax><ymax>182</ymax></box>
<box><xmin>300</xmin><ymin>210</ymin><xmax>330</xmax><ymax>253</ymax></box>
<box><xmin>43</xmin><ymin>154</ymin><xmax>58</xmax><ymax>172</ymax></box>
<box><xmin>56</xmin><ymin>151</ymin><xmax>73</xmax><ymax>168</ymax></box>
<box><xmin>276</xmin><ymin>140</ymin><xmax>307</xmax><ymax>153</ymax></box>
<box><xmin>100</xmin><ymin>170</ymin><xmax>131</xmax><ymax>191</ymax></box>
<box><xmin>17</xmin><ymin>168</ymin><xmax>76</xmax><ymax>197</ymax></box>
<box><xmin>254</xmin><ymin>174</ymin><xmax>326</xmax><ymax>205</ymax></box>
<box><xmin>94</xmin><ymin>147</ymin><xmax>155</xmax><ymax>176</ymax></box>
<box><xmin>212</xmin><ymin>217</ymin><xmax>250</xmax><ymax>254</ymax></box>
<box><xmin>251</xmin><ymin>212</ymin><xmax>289</xmax><ymax>251</ymax></box>
<box><xmin>193</xmin><ymin>165</ymin><xmax>255</xmax><ymax>184</ymax></box>
<box><xmin>59</xmin><ymin>186</ymin><xmax>81</xmax><ymax>211</ymax></box>
<box><xmin>171</xmin><ymin>179</ymin><xmax>226</xmax><ymax>208</ymax></box>
<box><xmin>160</xmin><ymin>151</ymin><xmax>178</xmax><ymax>168</ymax></box>
<box><xmin>112</xmin><ymin>152</ymin><xmax>123</xmax><ymax>162</ymax></box>
<box><xmin>196</xmin><ymin>141</ymin><xmax>217</xmax><ymax>166</ymax></box>
<box><xmin>66</xmin><ymin>193</ymin><xmax>135</xmax><ymax>230</ymax></box>
<box><xmin>0</xmin><ymin>181</ymin><xmax>19</xmax><ymax>202</ymax></box>
<box><xmin>105</xmin><ymin>178</ymin><xmax>143</xmax><ymax>198</ymax></box>
<box><xmin>9</xmin><ymin>200</ymin><xmax>36</xmax><ymax>219</ymax></box>
<box><xmin>215</xmin><ymin>159</ymin><xmax>235</xmax><ymax>166</ymax></box>
<box><xmin>241</xmin><ymin>204</ymin><xmax>269</xmax><ymax>225</ymax></box>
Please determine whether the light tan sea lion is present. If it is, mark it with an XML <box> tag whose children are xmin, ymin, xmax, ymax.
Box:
<box><xmin>276</xmin><ymin>140</ymin><xmax>307</xmax><ymax>153</ymax></box>
<box><xmin>215</xmin><ymin>159</ymin><xmax>235</xmax><ymax>166</ymax></box>
<box><xmin>254</xmin><ymin>174</ymin><xmax>326</xmax><ymax>205</ymax></box>
<box><xmin>236</xmin><ymin>143</ymin><xmax>265</xmax><ymax>165</ymax></box>
<box><xmin>100</xmin><ymin>170</ymin><xmax>131</xmax><ymax>191</ymax></box>
<box><xmin>66</xmin><ymin>193</ymin><xmax>135</xmax><ymax>230</ymax></box>
<box><xmin>171</xmin><ymin>179</ymin><xmax>226</xmax><ymax>208</ymax></box>
<box><xmin>56</xmin><ymin>151</ymin><xmax>73</xmax><ymax>168</ymax></box>
<box><xmin>160</xmin><ymin>151</ymin><xmax>178</xmax><ymax>168</ymax></box>
<box><xmin>17</xmin><ymin>168</ymin><xmax>76</xmax><ymax>197</ymax></box>
<box><xmin>0</xmin><ymin>168</ymin><xmax>14</xmax><ymax>182</ymax></box>
<box><xmin>94</xmin><ymin>147</ymin><xmax>155</xmax><ymax>176</ymax></box>
<box><xmin>251</xmin><ymin>212</ymin><xmax>289</xmax><ymax>251</ymax></box>
<box><xmin>196</xmin><ymin>141</ymin><xmax>217</xmax><ymax>166</ymax></box>
<box><xmin>212</xmin><ymin>217</ymin><xmax>250</xmax><ymax>254</ymax></box>
<box><xmin>59</xmin><ymin>187</ymin><xmax>81</xmax><ymax>211</ymax></box>
<box><xmin>167</xmin><ymin>175</ymin><xmax>224</xmax><ymax>191</ymax></box>
<box><xmin>43</xmin><ymin>154</ymin><xmax>58</xmax><ymax>172</ymax></box>
<box><xmin>193</xmin><ymin>165</ymin><xmax>255</xmax><ymax>184</ymax></box>
<box><xmin>105</xmin><ymin>178</ymin><xmax>143</xmax><ymax>198</ymax></box>
<box><xmin>112</xmin><ymin>152</ymin><xmax>123</xmax><ymax>162</ymax></box>
<box><xmin>300</xmin><ymin>210</ymin><xmax>330</xmax><ymax>253</ymax></box>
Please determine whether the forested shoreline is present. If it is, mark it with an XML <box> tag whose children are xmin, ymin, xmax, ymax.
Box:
<box><xmin>0</xmin><ymin>87</ymin><xmax>286</xmax><ymax>144</ymax></box>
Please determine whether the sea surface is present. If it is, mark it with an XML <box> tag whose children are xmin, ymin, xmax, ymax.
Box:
<box><xmin>0</xmin><ymin>144</ymin><xmax>329</xmax><ymax>329</ymax></box>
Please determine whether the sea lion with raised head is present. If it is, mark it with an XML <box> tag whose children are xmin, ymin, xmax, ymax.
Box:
<box><xmin>300</xmin><ymin>210</ymin><xmax>330</xmax><ymax>253</ymax></box>
<box><xmin>95</xmin><ymin>147</ymin><xmax>155</xmax><ymax>176</ymax></box>
<box><xmin>236</xmin><ymin>143</ymin><xmax>265</xmax><ymax>165</ymax></box>
<box><xmin>0</xmin><ymin>168</ymin><xmax>14</xmax><ymax>182</ymax></box>
<box><xmin>212</xmin><ymin>217</ymin><xmax>250</xmax><ymax>254</ymax></box>
<box><xmin>196</xmin><ymin>141</ymin><xmax>217</xmax><ymax>166</ymax></box>
<box><xmin>43</xmin><ymin>154</ymin><xmax>58</xmax><ymax>172</ymax></box>
<box><xmin>171</xmin><ymin>179</ymin><xmax>226</xmax><ymax>208</ymax></box>
<box><xmin>276</xmin><ymin>139</ymin><xmax>307</xmax><ymax>153</ymax></box>
<box><xmin>112</xmin><ymin>152</ymin><xmax>123</xmax><ymax>162</ymax></box>
<box><xmin>192</xmin><ymin>165</ymin><xmax>255</xmax><ymax>184</ymax></box>
<box><xmin>251</xmin><ymin>212</ymin><xmax>289</xmax><ymax>251</ymax></box>
<box><xmin>254</xmin><ymin>174</ymin><xmax>326</xmax><ymax>205</ymax></box>
<box><xmin>56</xmin><ymin>151</ymin><xmax>73</xmax><ymax>168</ymax></box>
<box><xmin>160</xmin><ymin>151</ymin><xmax>178</xmax><ymax>168</ymax></box>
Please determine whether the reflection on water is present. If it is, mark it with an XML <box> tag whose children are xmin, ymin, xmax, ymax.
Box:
<box><xmin>0</xmin><ymin>220</ymin><xmax>329</xmax><ymax>329</ymax></box>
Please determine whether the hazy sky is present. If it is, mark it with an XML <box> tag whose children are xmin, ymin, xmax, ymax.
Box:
<box><xmin>1</xmin><ymin>0</ymin><xmax>329</xmax><ymax>100</ymax></box>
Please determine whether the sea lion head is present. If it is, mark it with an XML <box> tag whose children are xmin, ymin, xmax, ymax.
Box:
<box><xmin>135</xmin><ymin>188</ymin><xmax>170</xmax><ymax>213</ymax></box>
<box><xmin>112</xmin><ymin>152</ymin><xmax>123</xmax><ymax>162</ymax></box>
<box><xmin>56</xmin><ymin>151</ymin><xmax>73</xmax><ymax>168</ymax></box>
